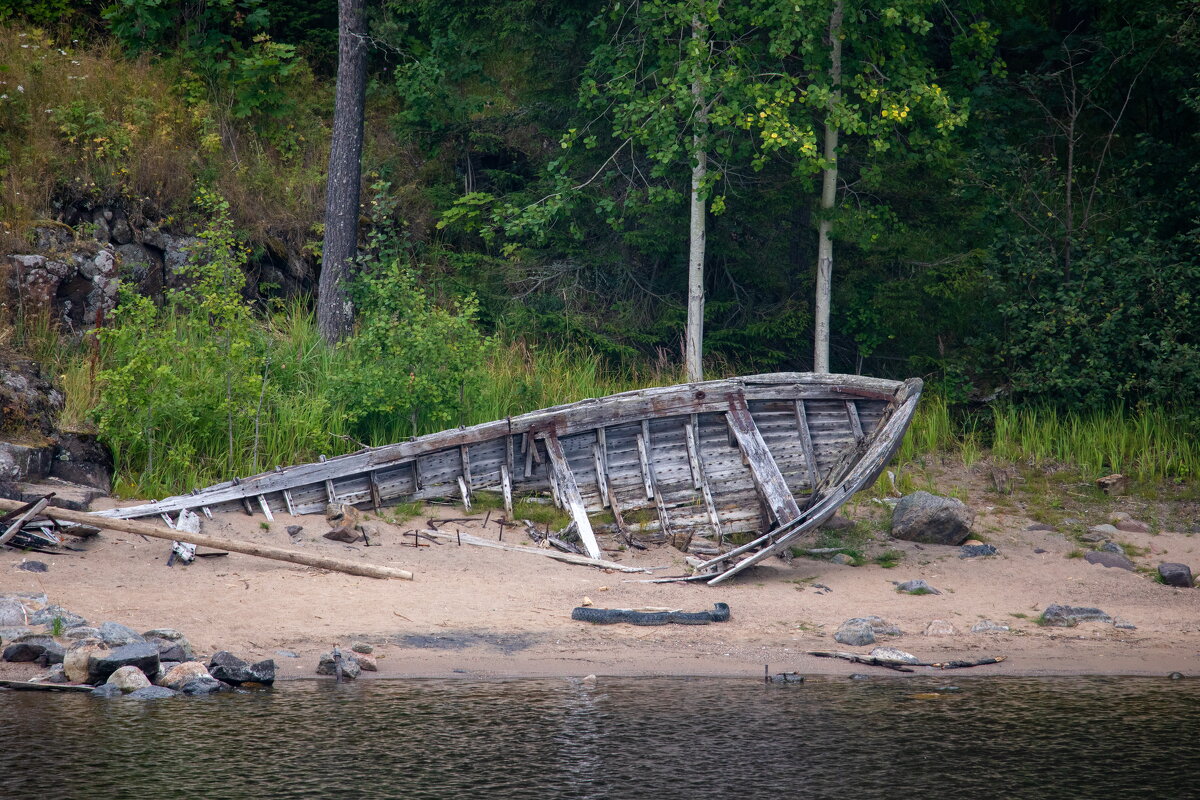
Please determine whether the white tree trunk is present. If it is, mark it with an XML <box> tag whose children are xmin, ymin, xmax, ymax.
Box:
<box><xmin>686</xmin><ymin>15</ymin><xmax>708</xmax><ymax>383</ymax></box>
<box><xmin>813</xmin><ymin>0</ymin><xmax>843</xmax><ymax>374</ymax></box>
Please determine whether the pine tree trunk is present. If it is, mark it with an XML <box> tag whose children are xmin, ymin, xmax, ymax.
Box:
<box><xmin>317</xmin><ymin>0</ymin><xmax>368</xmax><ymax>344</ymax></box>
<box><xmin>685</xmin><ymin>15</ymin><xmax>708</xmax><ymax>384</ymax></box>
<box><xmin>813</xmin><ymin>0</ymin><xmax>843</xmax><ymax>374</ymax></box>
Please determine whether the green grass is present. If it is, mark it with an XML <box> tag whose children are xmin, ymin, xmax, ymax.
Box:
<box><xmin>511</xmin><ymin>499</ymin><xmax>571</xmax><ymax>529</ymax></box>
<box><xmin>873</xmin><ymin>549</ymin><xmax>904</xmax><ymax>568</ymax></box>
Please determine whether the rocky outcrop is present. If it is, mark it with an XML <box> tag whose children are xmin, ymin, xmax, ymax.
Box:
<box><xmin>891</xmin><ymin>491</ymin><xmax>975</xmax><ymax>545</ymax></box>
<box><xmin>3</xmin><ymin>247</ymin><xmax>118</xmax><ymax>334</ymax></box>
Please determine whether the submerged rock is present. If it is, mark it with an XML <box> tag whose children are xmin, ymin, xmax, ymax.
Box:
<box><xmin>106</xmin><ymin>665</ymin><xmax>151</xmax><ymax>693</ymax></box>
<box><xmin>208</xmin><ymin>651</ymin><xmax>276</xmax><ymax>686</ymax></box>
<box><xmin>317</xmin><ymin>651</ymin><xmax>361</xmax><ymax>680</ymax></box>
<box><xmin>126</xmin><ymin>686</ymin><xmax>178</xmax><ymax>700</ymax></box>
<box><xmin>180</xmin><ymin>676</ymin><xmax>228</xmax><ymax>695</ymax></box>
<box><xmin>159</xmin><ymin>661</ymin><xmax>213</xmax><ymax>691</ymax></box>
<box><xmin>90</xmin><ymin>683</ymin><xmax>123</xmax><ymax>699</ymax></box>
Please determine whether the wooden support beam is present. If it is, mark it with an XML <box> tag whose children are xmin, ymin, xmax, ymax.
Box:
<box><xmin>0</xmin><ymin>498</ymin><xmax>414</xmax><ymax>580</ymax></box>
<box><xmin>460</xmin><ymin>444</ymin><xmax>473</xmax><ymax>488</ymax></box>
<box><xmin>794</xmin><ymin>399</ymin><xmax>820</xmax><ymax>491</ymax></box>
<box><xmin>368</xmin><ymin>471</ymin><xmax>382</xmax><ymax>510</ymax></box>
<box><xmin>457</xmin><ymin>475</ymin><xmax>472</xmax><ymax>512</ymax></box>
<box><xmin>592</xmin><ymin>442</ymin><xmax>610</xmax><ymax>508</ymax></box>
<box><xmin>256</xmin><ymin>495</ymin><xmax>275</xmax><ymax>522</ymax></box>
<box><xmin>281</xmin><ymin>489</ymin><xmax>296</xmax><ymax>516</ymax></box>
<box><xmin>726</xmin><ymin>393</ymin><xmax>802</xmax><ymax>525</ymax></box>
<box><xmin>636</xmin><ymin>432</ymin><xmax>655</xmax><ymax>500</ymax></box>
<box><xmin>500</xmin><ymin>464</ymin><xmax>513</xmax><ymax>514</ymax></box>
<box><xmin>845</xmin><ymin>400</ymin><xmax>864</xmax><ymax>442</ymax></box>
<box><xmin>240</xmin><ymin>496</ymin><xmax>255</xmax><ymax>516</ymax></box>
<box><xmin>607</xmin><ymin>482</ymin><xmax>630</xmax><ymax>539</ymax></box>
<box><xmin>684</xmin><ymin>419</ymin><xmax>702</xmax><ymax>490</ymax></box>
<box><xmin>523</xmin><ymin>433</ymin><xmax>534</xmax><ymax>478</ymax></box>
<box><xmin>542</xmin><ymin>433</ymin><xmax>602</xmax><ymax>560</ymax></box>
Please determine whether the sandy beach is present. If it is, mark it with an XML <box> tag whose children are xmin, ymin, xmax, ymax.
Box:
<box><xmin>3</xmin><ymin>475</ymin><xmax>1198</xmax><ymax>683</ymax></box>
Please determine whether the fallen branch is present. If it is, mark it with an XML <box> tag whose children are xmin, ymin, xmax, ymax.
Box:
<box><xmin>420</xmin><ymin>528</ymin><xmax>648</xmax><ymax>573</ymax></box>
<box><xmin>806</xmin><ymin>651</ymin><xmax>915</xmax><ymax>672</ymax></box>
<box><xmin>0</xmin><ymin>498</ymin><xmax>414</xmax><ymax>581</ymax></box>
<box><xmin>923</xmin><ymin>656</ymin><xmax>1006</xmax><ymax>670</ymax></box>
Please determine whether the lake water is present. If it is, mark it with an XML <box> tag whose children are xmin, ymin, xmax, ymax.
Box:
<box><xmin>2</xmin><ymin>676</ymin><xmax>1196</xmax><ymax>798</ymax></box>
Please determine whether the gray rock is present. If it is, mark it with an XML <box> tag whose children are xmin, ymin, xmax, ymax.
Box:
<box><xmin>149</xmin><ymin>639</ymin><xmax>189</xmax><ymax>663</ymax></box>
<box><xmin>1080</xmin><ymin>532</ymin><xmax>1105</xmax><ymax>543</ymax></box>
<box><xmin>208</xmin><ymin>651</ymin><xmax>276</xmax><ymax>685</ymax></box>
<box><xmin>141</xmin><ymin>628</ymin><xmax>188</xmax><ymax>641</ymax></box>
<box><xmin>1114</xmin><ymin>619</ymin><xmax>1138</xmax><ymax>630</ymax></box>
<box><xmin>830</xmin><ymin>553</ymin><xmax>855</xmax><ymax>566</ymax></box>
<box><xmin>109</xmin><ymin>216</ymin><xmax>133</xmax><ymax>245</ymax></box>
<box><xmin>317</xmin><ymin>651</ymin><xmax>361</xmax><ymax>680</ymax></box>
<box><xmin>971</xmin><ymin>620</ymin><xmax>1011</xmax><ymax>634</ymax></box>
<box><xmin>1100</xmin><ymin>541</ymin><xmax>1125</xmax><ymax>555</ymax></box>
<box><xmin>834</xmin><ymin>620</ymin><xmax>875</xmax><ymax>647</ymax></box>
<box><xmin>1041</xmin><ymin>604</ymin><xmax>1112</xmax><ymax>627</ymax></box>
<box><xmin>90</xmin><ymin>683</ymin><xmax>123</xmax><ymax>698</ymax></box>
<box><xmin>896</xmin><ymin>579</ymin><xmax>941</xmax><ymax>595</ymax></box>
<box><xmin>0</xmin><ymin>626</ymin><xmax>32</xmax><ymax>644</ymax></box>
<box><xmin>1084</xmin><ymin>550</ymin><xmax>1135</xmax><ymax>571</ymax></box>
<box><xmin>97</xmin><ymin>621</ymin><xmax>145</xmax><ymax>646</ymax></box>
<box><xmin>960</xmin><ymin>543</ymin><xmax>998</xmax><ymax>558</ymax></box>
<box><xmin>1158</xmin><ymin>563</ymin><xmax>1193</xmax><ymax>588</ymax></box>
<box><xmin>1114</xmin><ymin>519</ymin><xmax>1151</xmax><ymax>533</ymax></box>
<box><xmin>35</xmin><ymin>664</ymin><xmax>68</xmax><ymax>684</ymax></box>
<box><xmin>125</xmin><ymin>686</ymin><xmax>177</xmax><ymax>700</ymax></box>
<box><xmin>922</xmin><ymin>619</ymin><xmax>959</xmax><ymax>636</ymax></box>
<box><xmin>0</xmin><ymin>598</ymin><xmax>28</xmax><ymax>627</ymax></box>
<box><xmin>286</xmin><ymin>525</ymin><xmax>303</xmax><ymax>537</ymax></box>
<box><xmin>158</xmin><ymin>662</ymin><xmax>212</xmax><ymax>690</ymax></box>
<box><xmin>89</xmin><ymin>642</ymin><xmax>160</xmax><ymax>684</ymax></box>
<box><xmin>1087</xmin><ymin>524</ymin><xmax>1122</xmax><ymax>538</ymax></box>
<box><xmin>891</xmin><ymin>491</ymin><xmax>975</xmax><ymax>545</ymax></box>
<box><xmin>17</xmin><ymin>560</ymin><xmax>48</xmax><ymax>572</ymax></box>
<box><xmin>50</xmin><ymin>433</ymin><xmax>112</xmax><ymax>491</ymax></box>
<box><xmin>3</xmin><ymin>637</ymin><xmax>61</xmax><ymax>663</ymax></box>
<box><xmin>351</xmin><ymin>642</ymin><xmax>374</xmax><ymax>655</ymax></box>
<box><xmin>30</xmin><ymin>605</ymin><xmax>87</xmax><ymax>629</ymax></box>
<box><xmin>180</xmin><ymin>676</ymin><xmax>228</xmax><ymax>695</ymax></box>
<box><xmin>869</xmin><ymin>646</ymin><xmax>919</xmax><ymax>664</ymax></box>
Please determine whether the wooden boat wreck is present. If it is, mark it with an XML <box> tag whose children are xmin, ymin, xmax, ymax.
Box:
<box><xmin>96</xmin><ymin>373</ymin><xmax>922</xmax><ymax>584</ymax></box>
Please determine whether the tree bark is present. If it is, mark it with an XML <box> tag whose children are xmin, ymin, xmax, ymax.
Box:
<box><xmin>685</xmin><ymin>15</ymin><xmax>709</xmax><ymax>383</ymax></box>
<box><xmin>813</xmin><ymin>0</ymin><xmax>843</xmax><ymax>374</ymax></box>
<box><xmin>317</xmin><ymin>0</ymin><xmax>368</xmax><ymax>344</ymax></box>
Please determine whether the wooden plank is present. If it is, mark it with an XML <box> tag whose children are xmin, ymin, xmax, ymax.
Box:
<box><xmin>794</xmin><ymin>399</ymin><xmax>820</xmax><ymax>491</ymax></box>
<box><xmin>460</xmin><ymin>445</ymin><xmax>473</xmax><ymax>488</ymax></box>
<box><xmin>457</xmin><ymin>476</ymin><xmax>472</xmax><ymax>512</ymax></box>
<box><xmin>607</xmin><ymin>483</ymin><xmax>630</xmax><ymax>538</ymax></box>
<box><xmin>845</xmin><ymin>400</ymin><xmax>864</xmax><ymax>442</ymax></box>
<box><xmin>240</xmin><ymin>496</ymin><xmax>255</xmax><ymax>516</ymax></box>
<box><xmin>0</xmin><ymin>498</ymin><xmax>414</xmax><ymax>580</ymax></box>
<box><xmin>368</xmin><ymin>471</ymin><xmax>382</xmax><ymax>510</ymax></box>
<box><xmin>256</xmin><ymin>495</ymin><xmax>275</xmax><ymax>522</ymax></box>
<box><xmin>0</xmin><ymin>498</ymin><xmax>49</xmax><ymax>547</ymax></box>
<box><xmin>726</xmin><ymin>392</ymin><xmax>802</xmax><ymax>525</ymax></box>
<box><xmin>542</xmin><ymin>433</ymin><xmax>602</xmax><ymax>559</ymax></box>
<box><xmin>523</xmin><ymin>433</ymin><xmax>534</xmax><ymax>478</ymax></box>
<box><xmin>592</xmin><ymin>442</ymin><xmax>610</xmax><ymax>508</ymax></box>
<box><xmin>684</xmin><ymin>419</ymin><xmax>702</xmax><ymax>490</ymax></box>
<box><xmin>701</xmin><ymin>479</ymin><xmax>722</xmax><ymax>539</ymax></box>
<box><xmin>500</xmin><ymin>464</ymin><xmax>513</xmax><ymax>514</ymax></box>
<box><xmin>635</xmin><ymin>432</ymin><xmax>655</xmax><ymax>500</ymax></box>
<box><xmin>282</xmin><ymin>489</ymin><xmax>296</xmax><ymax>516</ymax></box>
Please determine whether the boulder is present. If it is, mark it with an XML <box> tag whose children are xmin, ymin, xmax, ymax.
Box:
<box><xmin>97</xmin><ymin>621</ymin><xmax>145</xmax><ymax>647</ymax></box>
<box><xmin>1041</xmin><ymin>604</ymin><xmax>1112</xmax><ymax>627</ymax></box>
<box><xmin>834</xmin><ymin>620</ymin><xmax>875</xmax><ymax>646</ymax></box>
<box><xmin>50</xmin><ymin>433</ymin><xmax>112</xmax><ymax>491</ymax></box>
<box><xmin>65</xmin><ymin>626</ymin><xmax>100</xmax><ymax>640</ymax></box>
<box><xmin>0</xmin><ymin>626</ymin><xmax>32</xmax><ymax>644</ymax></box>
<box><xmin>316</xmin><ymin>651</ymin><xmax>361</xmax><ymax>680</ymax></box>
<box><xmin>922</xmin><ymin>619</ymin><xmax>959</xmax><ymax>636</ymax></box>
<box><xmin>1086</xmin><ymin>524</ymin><xmax>1121</xmax><ymax>539</ymax></box>
<box><xmin>0</xmin><ymin>356</ymin><xmax>63</xmax><ymax>436</ymax></box>
<box><xmin>0</xmin><ymin>441</ymin><xmax>54</xmax><ymax>483</ymax></box>
<box><xmin>106</xmin><ymin>665</ymin><xmax>151</xmax><ymax>693</ymax></box>
<box><xmin>126</xmin><ymin>686</ymin><xmax>177</xmax><ymax>700</ymax></box>
<box><xmin>356</xmin><ymin>653</ymin><xmax>378</xmax><ymax>672</ymax></box>
<box><xmin>208</xmin><ymin>651</ymin><xmax>275</xmax><ymax>685</ymax></box>
<box><xmin>896</xmin><ymin>579</ymin><xmax>941</xmax><ymax>595</ymax></box>
<box><xmin>1158</xmin><ymin>563</ymin><xmax>1194</xmax><ymax>588</ymax></box>
<box><xmin>158</xmin><ymin>661</ymin><xmax>212</xmax><ymax>691</ymax></box>
<box><xmin>351</xmin><ymin>642</ymin><xmax>374</xmax><ymax>655</ymax></box>
<box><xmin>1095</xmin><ymin>474</ymin><xmax>1127</xmax><ymax>495</ymax></box>
<box><xmin>64</xmin><ymin>640</ymin><xmax>107</xmax><ymax>683</ymax></box>
<box><xmin>1084</xmin><ymin>551</ymin><xmax>1135</xmax><ymax>571</ymax></box>
<box><xmin>30</xmin><ymin>605</ymin><xmax>87</xmax><ymax>629</ymax></box>
<box><xmin>1100</xmin><ymin>541</ymin><xmax>1126</xmax><ymax>555</ymax></box>
<box><xmin>88</xmin><ymin>642</ymin><xmax>160</xmax><ymax>684</ymax></box>
<box><xmin>971</xmin><ymin>620</ymin><xmax>1010</xmax><ymax>634</ymax></box>
<box><xmin>1114</xmin><ymin>519</ymin><xmax>1151</xmax><ymax>534</ymax></box>
<box><xmin>891</xmin><ymin>491</ymin><xmax>974</xmax><ymax>545</ymax></box>
<box><xmin>960</xmin><ymin>543</ymin><xmax>998</xmax><ymax>558</ymax></box>
<box><xmin>829</xmin><ymin>553</ymin><xmax>855</xmax><ymax>566</ymax></box>
<box><xmin>148</xmin><ymin>637</ymin><xmax>191</xmax><ymax>663</ymax></box>
<box><xmin>17</xmin><ymin>560</ymin><xmax>48</xmax><ymax>572</ymax></box>
<box><xmin>3</xmin><ymin>637</ymin><xmax>61</xmax><ymax>663</ymax></box>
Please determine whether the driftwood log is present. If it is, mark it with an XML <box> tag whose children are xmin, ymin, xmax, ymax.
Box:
<box><xmin>807</xmin><ymin>650</ymin><xmax>1006</xmax><ymax>671</ymax></box>
<box><xmin>0</xmin><ymin>498</ymin><xmax>414</xmax><ymax>581</ymax></box>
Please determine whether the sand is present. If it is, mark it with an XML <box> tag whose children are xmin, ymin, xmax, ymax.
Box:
<box><xmin>2</xmin><ymin>486</ymin><xmax>1198</xmax><ymax>682</ymax></box>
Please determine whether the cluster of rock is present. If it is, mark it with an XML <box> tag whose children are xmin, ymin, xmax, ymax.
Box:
<box><xmin>315</xmin><ymin>641</ymin><xmax>378</xmax><ymax>680</ymax></box>
<box><xmin>0</xmin><ymin>592</ymin><xmax>274</xmax><ymax>699</ymax></box>
<box><xmin>1076</xmin><ymin>513</ymin><xmax>1195</xmax><ymax>588</ymax></box>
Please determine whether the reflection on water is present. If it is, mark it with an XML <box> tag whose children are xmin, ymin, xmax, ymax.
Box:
<box><xmin>2</xmin><ymin>676</ymin><xmax>1197</xmax><ymax>798</ymax></box>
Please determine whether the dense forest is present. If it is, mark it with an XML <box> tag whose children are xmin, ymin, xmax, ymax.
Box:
<box><xmin>1</xmin><ymin>0</ymin><xmax>1197</xmax><ymax>491</ymax></box>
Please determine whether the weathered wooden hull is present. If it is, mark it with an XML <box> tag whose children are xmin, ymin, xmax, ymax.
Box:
<box><xmin>96</xmin><ymin>373</ymin><xmax>922</xmax><ymax>580</ymax></box>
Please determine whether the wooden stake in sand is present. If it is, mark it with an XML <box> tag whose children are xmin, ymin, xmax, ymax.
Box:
<box><xmin>0</xmin><ymin>498</ymin><xmax>414</xmax><ymax>581</ymax></box>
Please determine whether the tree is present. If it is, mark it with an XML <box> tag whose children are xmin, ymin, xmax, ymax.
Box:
<box><xmin>813</xmin><ymin>1</ymin><xmax>843</xmax><ymax>373</ymax></box>
<box><xmin>318</xmin><ymin>0</ymin><xmax>368</xmax><ymax>344</ymax></box>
